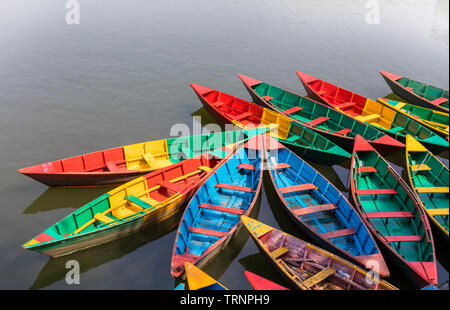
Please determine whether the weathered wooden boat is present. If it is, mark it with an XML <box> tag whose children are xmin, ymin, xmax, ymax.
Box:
<box><xmin>240</xmin><ymin>216</ymin><xmax>398</xmax><ymax>290</ymax></box>
<box><xmin>171</xmin><ymin>136</ymin><xmax>264</xmax><ymax>278</ymax></box>
<box><xmin>350</xmin><ymin>135</ymin><xmax>438</xmax><ymax>287</ymax></box>
<box><xmin>191</xmin><ymin>83</ymin><xmax>351</xmax><ymax>165</ymax></box>
<box><xmin>239</xmin><ymin>74</ymin><xmax>404</xmax><ymax>154</ymax></box>
<box><xmin>244</xmin><ymin>271</ymin><xmax>289</xmax><ymax>290</ymax></box>
<box><xmin>380</xmin><ymin>71</ymin><xmax>449</xmax><ymax>113</ymax></box>
<box><xmin>378</xmin><ymin>98</ymin><xmax>449</xmax><ymax>138</ymax></box>
<box><xmin>177</xmin><ymin>262</ymin><xmax>228</xmax><ymax>290</ymax></box>
<box><xmin>297</xmin><ymin>71</ymin><xmax>449</xmax><ymax>154</ymax></box>
<box><xmin>405</xmin><ymin>135</ymin><xmax>449</xmax><ymax>240</ymax></box>
<box><xmin>23</xmin><ymin>149</ymin><xmax>232</xmax><ymax>257</ymax></box>
<box><xmin>18</xmin><ymin>128</ymin><xmax>267</xmax><ymax>187</ymax></box>
<box><xmin>264</xmin><ymin>135</ymin><xmax>389</xmax><ymax>277</ymax></box>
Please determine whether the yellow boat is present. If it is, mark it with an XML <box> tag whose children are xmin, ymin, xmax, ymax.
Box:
<box><xmin>405</xmin><ymin>135</ymin><xmax>449</xmax><ymax>239</ymax></box>
<box><xmin>378</xmin><ymin>98</ymin><xmax>449</xmax><ymax>138</ymax></box>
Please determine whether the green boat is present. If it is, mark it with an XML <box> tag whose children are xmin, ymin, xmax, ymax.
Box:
<box><xmin>405</xmin><ymin>135</ymin><xmax>449</xmax><ymax>240</ymax></box>
<box><xmin>378</xmin><ymin>98</ymin><xmax>449</xmax><ymax>138</ymax></box>
<box><xmin>350</xmin><ymin>135</ymin><xmax>437</xmax><ymax>287</ymax></box>
<box><xmin>239</xmin><ymin>74</ymin><xmax>404</xmax><ymax>154</ymax></box>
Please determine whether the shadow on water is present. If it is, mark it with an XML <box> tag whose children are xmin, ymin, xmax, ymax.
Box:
<box><xmin>23</xmin><ymin>186</ymin><xmax>114</xmax><ymax>214</ymax></box>
<box><xmin>238</xmin><ymin>253</ymin><xmax>288</xmax><ymax>289</ymax></box>
<box><xmin>173</xmin><ymin>191</ymin><xmax>262</xmax><ymax>289</ymax></box>
<box><xmin>29</xmin><ymin>212</ymin><xmax>182</xmax><ymax>290</ymax></box>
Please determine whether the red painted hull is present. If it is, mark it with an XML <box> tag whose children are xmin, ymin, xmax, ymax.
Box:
<box><xmin>244</xmin><ymin>271</ymin><xmax>289</xmax><ymax>290</ymax></box>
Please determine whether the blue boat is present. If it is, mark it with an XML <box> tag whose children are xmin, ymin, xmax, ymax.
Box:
<box><xmin>171</xmin><ymin>136</ymin><xmax>264</xmax><ymax>278</ymax></box>
<box><xmin>263</xmin><ymin>135</ymin><xmax>390</xmax><ymax>277</ymax></box>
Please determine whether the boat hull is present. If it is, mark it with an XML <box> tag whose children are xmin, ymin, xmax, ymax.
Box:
<box><xmin>381</xmin><ymin>73</ymin><xmax>449</xmax><ymax>113</ymax></box>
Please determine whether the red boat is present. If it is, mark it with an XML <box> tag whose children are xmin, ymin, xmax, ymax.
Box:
<box><xmin>244</xmin><ymin>271</ymin><xmax>289</xmax><ymax>290</ymax></box>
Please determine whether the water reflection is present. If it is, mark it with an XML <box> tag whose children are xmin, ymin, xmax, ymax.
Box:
<box><xmin>29</xmin><ymin>212</ymin><xmax>182</xmax><ymax>290</ymax></box>
<box><xmin>23</xmin><ymin>186</ymin><xmax>113</xmax><ymax>214</ymax></box>
<box><xmin>431</xmin><ymin>0</ymin><xmax>449</xmax><ymax>45</ymax></box>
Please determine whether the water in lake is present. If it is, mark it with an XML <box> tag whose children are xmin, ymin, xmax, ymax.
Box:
<box><xmin>0</xmin><ymin>0</ymin><xmax>448</xmax><ymax>289</ymax></box>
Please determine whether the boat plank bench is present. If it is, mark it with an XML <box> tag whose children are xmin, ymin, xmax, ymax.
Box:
<box><xmin>234</xmin><ymin>112</ymin><xmax>253</xmax><ymax>121</ymax></box>
<box><xmin>280</xmin><ymin>183</ymin><xmax>317</xmax><ymax>194</ymax></box>
<box><xmin>273</xmin><ymin>163</ymin><xmax>291</xmax><ymax>170</ymax></box>
<box><xmin>357</xmin><ymin>114</ymin><xmax>380</xmax><ymax>123</ymax></box>
<box><xmin>303</xmin><ymin>267</ymin><xmax>336</xmax><ymax>288</ymax></box>
<box><xmin>284</xmin><ymin>106</ymin><xmax>303</xmax><ymax>114</ymax></box>
<box><xmin>198</xmin><ymin>203</ymin><xmax>245</xmax><ymax>215</ymax></box>
<box><xmin>315</xmin><ymin>90</ymin><xmax>328</xmax><ymax>96</ymax></box>
<box><xmin>292</xmin><ymin>203</ymin><xmax>337</xmax><ymax>216</ymax></box>
<box><xmin>304</xmin><ymin>117</ymin><xmax>330</xmax><ymax>127</ymax></box>
<box><xmin>321</xmin><ymin>228</ymin><xmax>355</xmax><ymax>239</ymax></box>
<box><xmin>335</xmin><ymin>102</ymin><xmax>356</xmax><ymax>110</ymax></box>
<box><xmin>270</xmin><ymin>247</ymin><xmax>289</xmax><ymax>259</ymax></box>
<box><xmin>426</xmin><ymin>208</ymin><xmax>449</xmax><ymax>216</ymax></box>
<box><xmin>358</xmin><ymin>166</ymin><xmax>378</xmax><ymax>173</ymax></box>
<box><xmin>126</xmin><ymin>195</ymin><xmax>153</xmax><ymax>209</ymax></box>
<box><xmin>158</xmin><ymin>180</ymin><xmax>183</xmax><ymax>193</ymax></box>
<box><xmin>357</xmin><ymin>188</ymin><xmax>398</xmax><ymax>195</ymax></box>
<box><xmin>237</xmin><ymin>163</ymin><xmax>255</xmax><ymax>171</ymax></box>
<box><xmin>189</xmin><ymin>226</ymin><xmax>227</xmax><ymax>238</ymax></box>
<box><xmin>431</xmin><ymin>98</ymin><xmax>448</xmax><ymax>105</ymax></box>
<box><xmin>215</xmin><ymin>183</ymin><xmax>255</xmax><ymax>193</ymax></box>
<box><xmin>411</xmin><ymin>164</ymin><xmax>432</xmax><ymax>172</ymax></box>
<box><xmin>384</xmin><ymin>235</ymin><xmax>422</xmax><ymax>243</ymax></box>
<box><xmin>335</xmin><ymin>128</ymin><xmax>351</xmax><ymax>135</ymax></box>
<box><xmin>262</xmin><ymin>96</ymin><xmax>274</xmax><ymax>101</ymax></box>
<box><xmin>416</xmin><ymin>187</ymin><xmax>449</xmax><ymax>194</ymax></box>
<box><xmin>388</xmin><ymin>126</ymin><xmax>404</xmax><ymax>134</ymax></box>
<box><xmin>365</xmin><ymin>211</ymin><xmax>415</xmax><ymax>219</ymax></box>
<box><xmin>94</xmin><ymin>213</ymin><xmax>115</xmax><ymax>224</ymax></box>
<box><xmin>105</xmin><ymin>161</ymin><xmax>122</xmax><ymax>172</ymax></box>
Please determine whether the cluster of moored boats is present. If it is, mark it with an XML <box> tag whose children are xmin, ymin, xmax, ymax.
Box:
<box><xmin>19</xmin><ymin>70</ymin><xmax>448</xmax><ymax>290</ymax></box>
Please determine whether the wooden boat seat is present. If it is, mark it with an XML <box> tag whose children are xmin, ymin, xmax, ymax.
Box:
<box><xmin>426</xmin><ymin>208</ymin><xmax>449</xmax><ymax>216</ymax></box>
<box><xmin>262</xmin><ymin>96</ymin><xmax>274</xmax><ymax>101</ymax></box>
<box><xmin>303</xmin><ymin>267</ymin><xmax>336</xmax><ymax>289</ymax></box>
<box><xmin>304</xmin><ymin>117</ymin><xmax>330</xmax><ymax>127</ymax></box>
<box><xmin>234</xmin><ymin>112</ymin><xmax>253</xmax><ymax>121</ymax></box>
<box><xmin>365</xmin><ymin>211</ymin><xmax>415</xmax><ymax>219</ymax></box>
<box><xmin>198</xmin><ymin>203</ymin><xmax>245</xmax><ymax>215</ymax></box>
<box><xmin>280</xmin><ymin>183</ymin><xmax>317</xmax><ymax>194</ymax></box>
<box><xmin>142</xmin><ymin>153</ymin><xmax>172</xmax><ymax>169</ymax></box>
<box><xmin>198</xmin><ymin>166</ymin><xmax>212</xmax><ymax>172</ymax></box>
<box><xmin>384</xmin><ymin>235</ymin><xmax>422</xmax><ymax>243</ymax></box>
<box><xmin>237</xmin><ymin>163</ymin><xmax>255</xmax><ymax>171</ymax></box>
<box><xmin>284</xmin><ymin>135</ymin><xmax>299</xmax><ymax>143</ymax></box>
<box><xmin>357</xmin><ymin>188</ymin><xmax>398</xmax><ymax>195</ymax></box>
<box><xmin>126</xmin><ymin>195</ymin><xmax>154</xmax><ymax>209</ymax></box>
<box><xmin>358</xmin><ymin>166</ymin><xmax>377</xmax><ymax>173</ymax></box>
<box><xmin>105</xmin><ymin>161</ymin><xmax>122</xmax><ymax>172</ymax></box>
<box><xmin>388</xmin><ymin>126</ymin><xmax>404</xmax><ymax>134</ymax></box>
<box><xmin>431</xmin><ymin>97</ymin><xmax>448</xmax><ymax>105</ymax></box>
<box><xmin>215</xmin><ymin>183</ymin><xmax>255</xmax><ymax>193</ymax></box>
<box><xmin>158</xmin><ymin>180</ymin><xmax>183</xmax><ymax>193</ymax></box>
<box><xmin>284</xmin><ymin>106</ymin><xmax>303</xmax><ymax>114</ymax></box>
<box><xmin>335</xmin><ymin>128</ymin><xmax>351</xmax><ymax>135</ymax></box>
<box><xmin>321</xmin><ymin>228</ymin><xmax>355</xmax><ymax>239</ymax></box>
<box><xmin>316</xmin><ymin>90</ymin><xmax>327</xmax><ymax>96</ymax></box>
<box><xmin>292</xmin><ymin>203</ymin><xmax>337</xmax><ymax>216</ymax></box>
<box><xmin>273</xmin><ymin>163</ymin><xmax>291</xmax><ymax>170</ymax></box>
<box><xmin>94</xmin><ymin>213</ymin><xmax>115</xmax><ymax>224</ymax></box>
<box><xmin>270</xmin><ymin>247</ymin><xmax>289</xmax><ymax>259</ymax></box>
<box><xmin>356</xmin><ymin>114</ymin><xmax>380</xmax><ymax>123</ymax></box>
<box><xmin>335</xmin><ymin>102</ymin><xmax>356</xmax><ymax>110</ymax></box>
<box><xmin>189</xmin><ymin>226</ymin><xmax>227</xmax><ymax>238</ymax></box>
<box><xmin>416</xmin><ymin>187</ymin><xmax>449</xmax><ymax>194</ymax></box>
<box><xmin>405</xmin><ymin>87</ymin><xmax>413</xmax><ymax>91</ymax></box>
<box><xmin>411</xmin><ymin>164</ymin><xmax>431</xmax><ymax>172</ymax></box>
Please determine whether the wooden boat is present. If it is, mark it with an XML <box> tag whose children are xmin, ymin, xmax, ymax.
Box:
<box><xmin>297</xmin><ymin>71</ymin><xmax>449</xmax><ymax>154</ymax></box>
<box><xmin>240</xmin><ymin>216</ymin><xmax>398</xmax><ymax>290</ymax></box>
<box><xmin>180</xmin><ymin>262</ymin><xmax>228</xmax><ymax>290</ymax></box>
<box><xmin>350</xmin><ymin>135</ymin><xmax>438</xmax><ymax>287</ymax></box>
<box><xmin>378</xmin><ymin>98</ymin><xmax>449</xmax><ymax>138</ymax></box>
<box><xmin>380</xmin><ymin>71</ymin><xmax>449</xmax><ymax>113</ymax></box>
<box><xmin>244</xmin><ymin>271</ymin><xmax>289</xmax><ymax>290</ymax></box>
<box><xmin>239</xmin><ymin>74</ymin><xmax>404</xmax><ymax>154</ymax></box>
<box><xmin>405</xmin><ymin>135</ymin><xmax>449</xmax><ymax>240</ymax></box>
<box><xmin>171</xmin><ymin>136</ymin><xmax>264</xmax><ymax>278</ymax></box>
<box><xmin>18</xmin><ymin>128</ymin><xmax>266</xmax><ymax>187</ymax></box>
<box><xmin>264</xmin><ymin>135</ymin><xmax>389</xmax><ymax>277</ymax></box>
<box><xmin>191</xmin><ymin>83</ymin><xmax>351</xmax><ymax>165</ymax></box>
<box><xmin>23</xmin><ymin>149</ymin><xmax>233</xmax><ymax>257</ymax></box>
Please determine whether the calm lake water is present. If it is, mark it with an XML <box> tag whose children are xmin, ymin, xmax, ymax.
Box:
<box><xmin>0</xmin><ymin>0</ymin><xmax>448</xmax><ymax>290</ymax></box>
